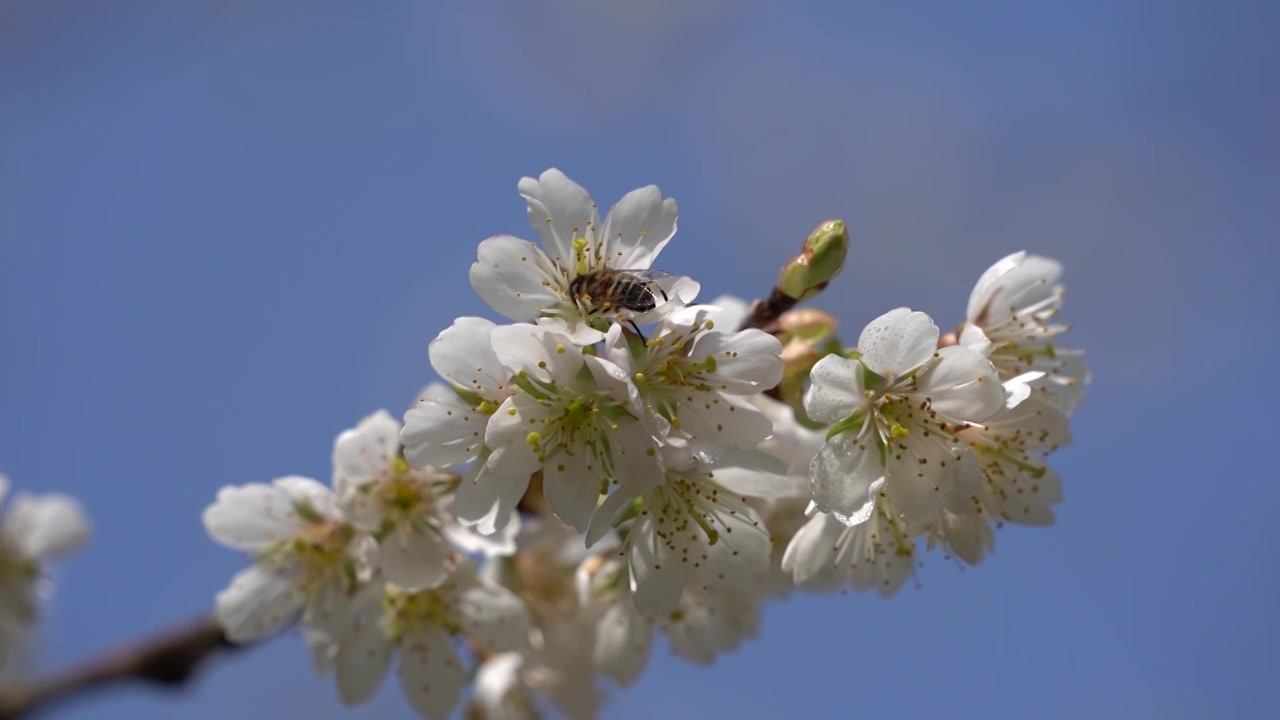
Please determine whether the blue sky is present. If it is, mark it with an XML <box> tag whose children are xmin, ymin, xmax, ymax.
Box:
<box><xmin>1</xmin><ymin>1</ymin><xmax>1276</xmax><ymax>718</ymax></box>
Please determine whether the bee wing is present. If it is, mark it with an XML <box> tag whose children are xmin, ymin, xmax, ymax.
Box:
<box><xmin>612</xmin><ymin>269</ymin><xmax>672</xmax><ymax>282</ymax></box>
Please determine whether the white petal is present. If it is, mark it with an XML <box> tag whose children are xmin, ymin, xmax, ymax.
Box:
<box><xmin>214</xmin><ymin>565</ymin><xmax>305</xmax><ymax>643</ymax></box>
<box><xmin>941</xmin><ymin>512</ymin><xmax>994</xmax><ymax>565</ymax></box>
<box><xmin>967</xmin><ymin>251</ymin><xmax>1062</xmax><ymax>326</ymax></box>
<box><xmin>469</xmin><ymin>235</ymin><xmax>562</xmax><ymax>321</ymax></box>
<box><xmin>810</xmin><ymin>434</ymin><xmax>883</xmax><ymax>526</ymax></box>
<box><xmin>303</xmin><ymin>574</ymin><xmax>356</xmax><ymax>640</ymax></box>
<box><xmin>678</xmin><ymin>390</ymin><xmax>774</xmax><ymax>449</ymax></box>
<box><xmin>705</xmin><ymin>450</ymin><xmax>791</xmax><ymax>499</ymax></box>
<box><xmin>202</xmin><ymin>483</ymin><xmax>304</xmax><ymax>552</ymax></box>
<box><xmin>429</xmin><ymin>317</ymin><xmax>514</xmax><ymax>400</ymax></box>
<box><xmin>628</xmin><ymin>513</ymin><xmax>694</xmax><ymax>616</ymax></box>
<box><xmin>273</xmin><ymin>476</ymin><xmax>343</xmax><ymax>520</ymax></box>
<box><xmin>456</xmin><ymin>580</ymin><xmax>530</xmax><ymax>652</ymax></box>
<box><xmin>490</xmin><ymin>324</ymin><xmax>582</xmax><ymax>387</ymax></box>
<box><xmin>6</xmin><ymin>493</ymin><xmax>90</xmax><ymax>561</ymax></box>
<box><xmin>401</xmin><ymin>385</ymin><xmax>488</xmax><ymax>469</ymax></box>
<box><xmin>472</xmin><ymin>654</ymin><xmax>530</xmax><ymax>718</ymax></box>
<box><xmin>453</xmin><ymin>458</ymin><xmax>531</xmax><ymax>535</ymax></box>
<box><xmin>660</xmin><ymin>587</ymin><xmax>758</xmax><ymax>664</ymax></box>
<box><xmin>534</xmin><ymin>314</ymin><xmax>606</xmax><ymax>346</ymax></box>
<box><xmin>377</xmin><ymin>526</ymin><xmax>450</xmax><ymax>591</ymax></box>
<box><xmin>958</xmin><ymin>323</ymin><xmax>993</xmax><ymax>356</ymax></box>
<box><xmin>585</xmin><ymin>352</ymin><xmax>642</xmax><ymax>414</ymax></box>
<box><xmin>857</xmin><ymin>307</ymin><xmax>939</xmax><ymax>377</ymax></box>
<box><xmin>708</xmin><ymin>294</ymin><xmax>750</xmax><ymax>332</ymax></box>
<box><xmin>398</xmin><ymin>626</ymin><xmax>467</xmax><ymax>720</ymax></box>
<box><xmin>332</xmin><ymin>410</ymin><xmax>400</xmax><ymax>495</ymax></box>
<box><xmin>696</xmin><ymin>495</ymin><xmax>770</xmax><ymax>592</ymax></box>
<box><xmin>804</xmin><ymin>354</ymin><xmax>865</xmax><ymax>424</ymax></box>
<box><xmin>781</xmin><ymin>512</ymin><xmax>843</xmax><ymax>588</ymax></box>
<box><xmin>442</xmin><ymin>511</ymin><xmax>520</xmax><ymax>557</ymax></box>
<box><xmin>335</xmin><ymin>618</ymin><xmax>393</xmax><ymax>705</ymax></box>
<box><xmin>518</xmin><ymin>168</ymin><xmax>599</xmax><ymax>270</ymax></box>
<box><xmin>594</xmin><ymin>597</ymin><xmax>652</xmax><ymax>687</ymax></box>
<box><xmin>542</xmin><ymin>450</ymin><xmax>602</xmax><ymax>533</ymax></box>
<box><xmin>884</xmin><ymin>436</ymin><xmax>955</xmax><ymax>527</ymax></box>
<box><xmin>916</xmin><ymin>346</ymin><xmax>1005</xmax><ymax>424</ymax></box>
<box><xmin>599</xmin><ymin>184</ymin><xmax>679</xmax><ymax>270</ymax></box>
<box><xmin>689</xmin><ymin>328</ymin><xmax>784</xmax><ymax>394</ymax></box>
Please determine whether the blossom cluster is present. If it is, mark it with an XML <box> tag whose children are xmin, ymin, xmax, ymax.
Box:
<box><xmin>0</xmin><ymin>473</ymin><xmax>91</xmax><ymax>671</ymax></box>
<box><xmin>203</xmin><ymin>169</ymin><xmax>1088</xmax><ymax>718</ymax></box>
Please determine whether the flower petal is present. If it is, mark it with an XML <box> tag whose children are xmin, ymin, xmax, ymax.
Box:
<box><xmin>202</xmin><ymin>483</ymin><xmax>304</xmax><ymax>552</ymax></box>
<box><xmin>804</xmin><ymin>354</ymin><xmax>865</xmax><ymax>424</ymax></box>
<box><xmin>456</xmin><ymin>580</ymin><xmax>530</xmax><ymax>653</ymax></box>
<box><xmin>398</xmin><ymin>626</ymin><xmax>467</xmax><ymax>720</ymax></box>
<box><xmin>810</xmin><ymin>434</ymin><xmax>883</xmax><ymax>526</ymax></box>
<box><xmin>689</xmin><ymin>327</ymin><xmax>784</xmax><ymax>394</ymax></box>
<box><xmin>469</xmin><ymin>235</ymin><xmax>562</xmax><ymax>321</ymax></box>
<box><xmin>542</xmin><ymin>450</ymin><xmax>603</xmax><ymax>533</ymax></box>
<box><xmin>594</xmin><ymin>597</ymin><xmax>651</xmax><ymax>687</ymax></box>
<box><xmin>400</xmin><ymin>385</ymin><xmax>487</xmax><ymax>469</ymax></box>
<box><xmin>917</xmin><ymin>346</ymin><xmax>1006</xmax><ymax>424</ymax></box>
<box><xmin>5</xmin><ymin>493</ymin><xmax>90</xmax><ymax>561</ymax></box>
<box><xmin>678</xmin><ymin>390</ymin><xmax>774</xmax><ymax>449</ymax></box>
<box><xmin>335</xmin><ymin>618</ymin><xmax>393</xmax><ymax>705</ymax></box>
<box><xmin>454</xmin><ymin>457</ymin><xmax>531</xmax><ymax>535</ymax></box>
<box><xmin>332</xmin><ymin>410</ymin><xmax>400</xmax><ymax>496</ymax></box>
<box><xmin>857</xmin><ymin>307</ymin><xmax>939</xmax><ymax>377</ymax></box>
<box><xmin>781</xmin><ymin>512</ymin><xmax>843</xmax><ymax>588</ymax></box>
<box><xmin>518</xmin><ymin>168</ymin><xmax>599</xmax><ymax>270</ymax></box>
<box><xmin>215</xmin><ymin>565</ymin><xmax>305</xmax><ymax>643</ymax></box>
<box><xmin>628</xmin><ymin>512</ymin><xmax>694</xmax><ymax>616</ymax></box>
<box><xmin>599</xmin><ymin>184</ymin><xmax>678</xmax><ymax>270</ymax></box>
<box><xmin>429</xmin><ymin>317</ymin><xmax>513</xmax><ymax>400</ymax></box>
<box><xmin>377</xmin><ymin>526</ymin><xmax>450</xmax><ymax>591</ymax></box>
<box><xmin>490</xmin><ymin>324</ymin><xmax>582</xmax><ymax>387</ymax></box>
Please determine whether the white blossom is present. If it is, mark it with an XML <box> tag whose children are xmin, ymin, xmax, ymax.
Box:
<box><xmin>402</xmin><ymin>317</ymin><xmax>517</xmax><ymax>469</ymax></box>
<box><xmin>957</xmin><ymin>394</ymin><xmax>1072</xmax><ymax>527</ymax></box>
<box><xmin>658</xmin><ymin>583</ymin><xmax>761</xmax><ymax>664</ymax></box>
<box><xmin>781</xmin><ymin>502</ymin><xmax>916</xmax><ymax>597</ymax></box>
<box><xmin>469</xmin><ymin>168</ymin><xmax>698</xmax><ymax>345</ymax></box>
<box><xmin>604</xmin><ymin>305</ymin><xmax>784</xmax><ymax>449</ymax></box>
<box><xmin>0</xmin><ymin>474</ymin><xmax>90</xmax><ymax>666</ymax></box>
<box><xmin>481</xmin><ymin>323</ymin><xmax>661</xmax><ymax>533</ymax></box>
<box><xmin>961</xmin><ymin>251</ymin><xmax>1089</xmax><ymax>412</ymax></box>
<box><xmin>204</xmin><ymin>476</ymin><xmax>365</xmax><ymax>643</ymax></box>
<box><xmin>469</xmin><ymin>653</ymin><xmax>539</xmax><ymax>720</ymax></box>
<box><xmin>334</xmin><ymin>558</ymin><xmax>529</xmax><ymax>719</ymax></box>
<box><xmin>805</xmin><ymin>308</ymin><xmax>1007</xmax><ymax>528</ymax></box>
<box><xmin>593</xmin><ymin>444</ymin><xmax>783</xmax><ymax>616</ymax></box>
<box><xmin>334</xmin><ymin>411</ymin><xmax>457</xmax><ymax>591</ymax></box>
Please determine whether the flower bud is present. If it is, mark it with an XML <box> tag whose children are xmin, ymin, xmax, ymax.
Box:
<box><xmin>775</xmin><ymin>220</ymin><xmax>849</xmax><ymax>301</ymax></box>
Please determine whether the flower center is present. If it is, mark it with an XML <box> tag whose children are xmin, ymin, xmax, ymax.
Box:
<box><xmin>384</xmin><ymin>585</ymin><xmax>461</xmax><ymax>638</ymax></box>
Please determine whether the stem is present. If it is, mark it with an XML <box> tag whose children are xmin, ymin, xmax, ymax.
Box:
<box><xmin>0</xmin><ymin>617</ymin><xmax>241</xmax><ymax>719</ymax></box>
<box><xmin>738</xmin><ymin>287</ymin><xmax>797</xmax><ymax>336</ymax></box>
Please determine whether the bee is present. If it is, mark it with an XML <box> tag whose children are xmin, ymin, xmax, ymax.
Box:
<box><xmin>568</xmin><ymin>268</ymin><xmax>671</xmax><ymax>340</ymax></box>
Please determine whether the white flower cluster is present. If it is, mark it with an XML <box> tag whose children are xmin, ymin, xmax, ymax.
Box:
<box><xmin>203</xmin><ymin>169</ymin><xmax>1088</xmax><ymax>719</ymax></box>
<box><xmin>785</xmin><ymin>252</ymin><xmax>1087</xmax><ymax>595</ymax></box>
<box><xmin>0</xmin><ymin>472</ymin><xmax>91</xmax><ymax>670</ymax></box>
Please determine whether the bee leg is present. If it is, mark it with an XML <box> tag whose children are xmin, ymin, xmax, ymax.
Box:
<box><xmin>657</xmin><ymin>285</ymin><xmax>669</xmax><ymax>302</ymax></box>
<box><xmin>626</xmin><ymin>318</ymin><xmax>648</xmax><ymax>345</ymax></box>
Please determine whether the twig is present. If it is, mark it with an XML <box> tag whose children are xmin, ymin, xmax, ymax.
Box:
<box><xmin>739</xmin><ymin>287</ymin><xmax>796</xmax><ymax>335</ymax></box>
<box><xmin>0</xmin><ymin>616</ymin><xmax>238</xmax><ymax>719</ymax></box>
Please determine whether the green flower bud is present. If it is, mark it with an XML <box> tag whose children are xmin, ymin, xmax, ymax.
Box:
<box><xmin>776</xmin><ymin>220</ymin><xmax>849</xmax><ymax>301</ymax></box>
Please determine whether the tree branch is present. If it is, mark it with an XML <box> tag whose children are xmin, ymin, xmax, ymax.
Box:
<box><xmin>0</xmin><ymin>616</ymin><xmax>238</xmax><ymax>719</ymax></box>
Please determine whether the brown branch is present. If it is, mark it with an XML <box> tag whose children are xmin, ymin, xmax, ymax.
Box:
<box><xmin>0</xmin><ymin>616</ymin><xmax>239</xmax><ymax>719</ymax></box>
<box><xmin>739</xmin><ymin>287</ymin><xmax>797</xmax><ymax>336</ymax></box>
